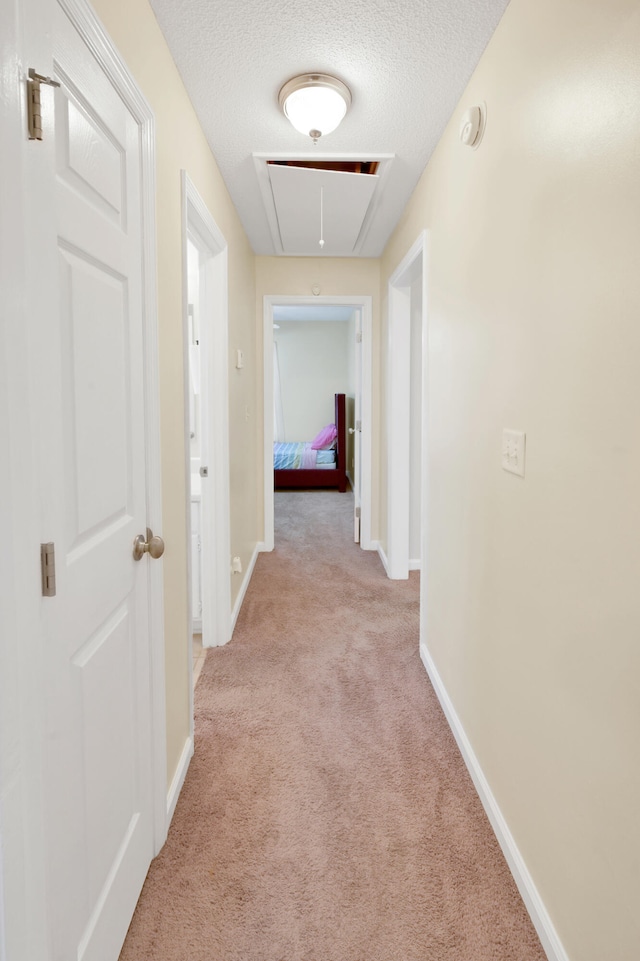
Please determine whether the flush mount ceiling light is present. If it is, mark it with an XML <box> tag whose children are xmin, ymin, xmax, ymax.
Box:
<box><xmin>278</xmin><ymin>74</ymin><xmax>351</xmax><ymax>143</ymax></box>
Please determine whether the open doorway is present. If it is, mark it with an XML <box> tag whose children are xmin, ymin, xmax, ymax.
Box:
<box><xmin>262</xmin><ymin>296</ymin><xmax>373</xmax><ymax>553</ymax></box>
<box><xmin>181</xmin><ymin>173</ymin><xmax>232</xmax><ymax>701</ymax></box>
<box><xmin>385</xmin><ymin>231</ymin><xmax>428</xmax><ymax>579</ymax></box>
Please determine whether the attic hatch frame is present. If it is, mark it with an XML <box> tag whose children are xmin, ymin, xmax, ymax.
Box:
<box><xmin>253</xmin><ymin>153</ymin><xmax>394</xmax><ymax>257</ymax></box>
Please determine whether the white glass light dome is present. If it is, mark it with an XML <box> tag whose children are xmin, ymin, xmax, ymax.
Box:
<box><xmin>279</xmin><ymin>74</ymin><xmax>351</xmax><ymax>142</ymax></box>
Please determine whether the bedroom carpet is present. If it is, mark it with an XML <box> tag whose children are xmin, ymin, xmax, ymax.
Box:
<box><xmin>119</xmin><ymin>491</ymin><xmax>546</xmax><ymax>961</ymax></box>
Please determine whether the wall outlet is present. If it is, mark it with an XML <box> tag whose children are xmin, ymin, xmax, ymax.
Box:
<box><xmin>502</xmin><ymin>429</ymin><xmax>526</xmax><ymax>477</ymax></box>
<box><xmin>231</xmin><ymin>556</ymin><xmax>242</xmax><ymax>574</ymax></box>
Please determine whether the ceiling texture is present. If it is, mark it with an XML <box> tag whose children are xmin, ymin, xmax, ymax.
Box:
<box><xmin>149</xmin><ymin>0</ymin><xmax>510</xmax><ymax>258</ymax></box>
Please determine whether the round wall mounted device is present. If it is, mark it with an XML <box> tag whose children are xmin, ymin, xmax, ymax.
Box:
<box><xmin>460</xmin><ymin>103</ymin><xmax>486</xmax><ymax>149</ymax></box>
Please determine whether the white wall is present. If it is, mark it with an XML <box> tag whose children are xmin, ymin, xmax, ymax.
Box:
<box><xmin>381</xmin><ymin>0</ymin><xmax>640</xmax><ymax>957</ymax></box>
<box><xmin>274</xmin><ymin>321</ymin><xmax>350</xmax><ymax>440</ymax></box>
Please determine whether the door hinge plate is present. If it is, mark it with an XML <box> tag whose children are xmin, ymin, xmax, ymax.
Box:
<box><xmin>41</xmin><ymin>542</ymin><xmax>56</xmax><ymax>597</ymax></box>
<box><xmin>27</xmin><ymin>68</ymin><xmax>61</xmax><ymax>141</ymax></box>
<box><xmin>355</xmin><ymin>420</ymin><xmax>362</xmax><ymax>431</ymax></box>
<box><xmin>355</xmin><ymin>506</ymin><xmax>361</xmax><ymax>518</ymax></box>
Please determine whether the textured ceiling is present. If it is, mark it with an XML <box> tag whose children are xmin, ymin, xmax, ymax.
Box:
<box><xmin>149</xmin><ymin>0</ymin><xmax>511</xmax><ymax>257</ymax></box>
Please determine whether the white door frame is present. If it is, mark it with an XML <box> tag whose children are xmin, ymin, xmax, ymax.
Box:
<box><xmin>262</xmin><ymin>295</ymin><xmax>373</xmax><ymax>552</ymax></box>
<box><xmin>0</xmin><ymin>0</ymin><xmax>167</xmax><ymax>952</ymax></box>
<box><xmin>352</xmin><ymin>306</ymin><xmax>363</xmax><ymax>542</ymax></box>
<box><xmin>386</xmin><ymin>231</ymin><xmax>428</xmax><ymax>579</ymax></box>
<box><xmin>181</xmin><ymin>174</ymin><xmax>232</xmax><ymax>677</ymax></box>
<box><xmin>0</xmin><ymin>2</ymin><xmax>49</xmax><ymax>952</ymax></box>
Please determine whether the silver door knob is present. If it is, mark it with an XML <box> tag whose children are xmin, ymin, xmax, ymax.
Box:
<box><xmin>133</xmin><ymin>527</ymin><xmax>165</xmax><ymax>561</ymax></box>
<box><xmin>348</xmin><ymin>427</ymin><xmax>356</xmax><ymax>434</ymax></box>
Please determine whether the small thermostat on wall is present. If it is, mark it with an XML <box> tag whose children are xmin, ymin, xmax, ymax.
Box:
<box><xmin>235</xmin><ymin>349</ymin><xmax>244</xmax><ymax>369</ymax></box>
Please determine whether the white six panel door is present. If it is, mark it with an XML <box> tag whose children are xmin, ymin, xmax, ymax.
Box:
<box><xmin>28</xmin><ymin>4</ymin><xmax>157</xmax><ymax>959</ymax></box>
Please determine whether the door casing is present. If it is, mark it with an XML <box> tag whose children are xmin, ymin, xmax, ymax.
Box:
<box><xmin>385</xmin><ymin>231</ymin><xmax>428</xmax><ymax>579</ymax></box>
<box><xmin>0</xmin><ymin>0</ymin><xmax>167</xmax><ymax>953</ymax></box>
<box><xmin>180</xmin><ymin>172</ymin><xmax>232</xmax><ymax>807</ymax></box>
<box><xmin>262</xmin><ymin>295</ymin><xmax>373</xmax><ymax>552</ymax></box>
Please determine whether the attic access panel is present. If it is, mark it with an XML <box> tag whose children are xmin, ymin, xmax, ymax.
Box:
<box><xmin>268</xmin><ymin>160</ymin><xmax>380</xmax><ymax>175</ymax></box>
<box><xmin>266</xmin><ymin>163</ymin><xmax>379</xmax><ymax>257</ymax></box>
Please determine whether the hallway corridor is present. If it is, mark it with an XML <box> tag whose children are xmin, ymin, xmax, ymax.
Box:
<box><xmin>119</xmin><ymin>491</ymin><xmax>545</xmax><ymax>960</ymax></box>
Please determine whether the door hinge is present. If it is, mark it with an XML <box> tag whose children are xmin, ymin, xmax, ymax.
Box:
<box><xmin>356</xmin><ymin>420</ymin><xmax>362</xmax><ymax>431</ymax></box>
<box><xmin>355</xmin><ymin>507</ymin><xmax>361</xmax><ymax>518</ymax></box>
<box><xmin>40</xmin><ymin>542</ymin><xmax>56</xmax><ymax>597</ymax></box>
<box><xmin>356</xmin><ymin>331</ymin><xmax>363</xmax><ymax>343</ymax></box>
<box><xmin>27</xmin><ymin>68</ymin><xmax>61</xmax><ymax>141</ymax></box>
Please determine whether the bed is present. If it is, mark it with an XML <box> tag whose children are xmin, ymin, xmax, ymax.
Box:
<box><xmin>274</xmin><ymin>393</ymin><xmax>347</xmax><ymax>492</ymax></box>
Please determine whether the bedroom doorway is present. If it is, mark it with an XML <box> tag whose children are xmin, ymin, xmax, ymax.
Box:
<box><xmin>386</xmin><ymin>231</ymin><xmax>428</xmax><ymax>579</ymax></box>
<box><xmin>181</xmin><ymin>173</ymin><xmax>231</xmax><ymax>697</ymax></box>
<box><xmin>262</xmin><ymin>295</ymin><xmax>373</xmax><ymax>553</ymax></box>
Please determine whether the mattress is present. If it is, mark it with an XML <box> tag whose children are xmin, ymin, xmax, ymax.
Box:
<box><xmin>273</xmin><ymin>442</ymin><xmax>336</xmax><ymax>471</ymax></box>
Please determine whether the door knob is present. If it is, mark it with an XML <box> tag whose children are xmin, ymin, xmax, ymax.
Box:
<box><xmin>348</xmin><ymin>427</ymin><xmax>355</xmax><ymax>434</ymax></box>
<box><xmin>133</xmin><ymin>527</ymin><xmax>165</xmax><ymax>561</ymax></box>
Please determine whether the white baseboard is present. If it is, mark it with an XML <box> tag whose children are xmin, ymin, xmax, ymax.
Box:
<box><xmin>408</xmin><ymin>558</ymin><xmax>421</xmax><ymax>571</ymax></box>
<box><xmin>376</xmin><ymin>542</ymin><xmax>391</xmax><ymax>577</ymax></box>
<box><xmin>231</xmin><ymin>543</ymin><xmax>260</xmax><ymax>634</ymax></box>
<box><xmin>419</xmin><ymin>643</ymin><xmax>569</xmax><ymax>961</ymax></box>
<box><xmin>166</xmin><ymin>736</ymin><xmax>194</xmax><ymax>827</ymax></box>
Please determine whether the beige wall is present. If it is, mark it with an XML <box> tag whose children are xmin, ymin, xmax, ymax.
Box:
<box><xmin>255</xmin><ymin>257</ymin><xmax>381</xmax><ymax>538</ymax></box>
<box><xmin>381</xmin><ymin>0</ymin><xmax>640</xmax><ymax>958</ymax></box>
<box><xmin>91</xmin><ymin>0</ymin><xmax>258</xmax><ymax>788</ymax></box>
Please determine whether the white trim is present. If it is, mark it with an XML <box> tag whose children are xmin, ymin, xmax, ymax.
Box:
<box><xmin>0</xmin><ymin>834</ymin><xmax>5</xmax><ymax>961</ymax></box>
<box><xmin>408</xmin><ymin>559</ymin><xmax>421</xmax><ymax>571</ymax></box>
<box><xmin>0</xmin><ymin>0</ymin><xmax>165</xmax><ymax>952</ymax></box>
<box><xmin>263</xmin><ymin>295</ymin><xmax>373</xmax><ymax>552</ymax></box>
<box><xmin>419</xmin><ymin>643</ymin><xmax>569</xmax><ymax>961</ymax></box>
<box><xmin>0</xmin><ymin>4</ymin><xmax>49</xmax><ymax>954</ymax></box>
<box><xmin>166</xmin><ymin>737</ymin><xmax>194</xmax><ymax>827</ymax></box>
<box><xmin>181</xmin><ymin>171</ymin><xmax>232</xmax><ymax>647</ymax></box>
<box><xmin>358</xmin><ymin>302</ymin><xmax>374</xmax><ymax>551</ymax></box>
<box><xmin>376</xmin><ymin>542</ymin><xmax>391</xmax><ymax>578</ymax></box>
<box><xmin>58</xmin><ymin>0</ymin><xmax>168</xmax><ymax>857</ymax></box>
<box><xmin>231</xmin><ymin>544</ymin><xmax>261</xmax><ymax>634</ymax></box>
<box><xmin>386</xmin><ymin>231</ymin><xmax>428</xmax><ymax>580</ymax></box>
<box><xmin>181</xmin><ymin>173</ymin><xmax>232</xmax><ymax>766</ymax></box>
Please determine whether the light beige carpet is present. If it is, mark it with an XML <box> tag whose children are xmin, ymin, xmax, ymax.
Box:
<box><xmin>119</xmin><ymin>490</ymin><xmax>546</xmax><ymax>961</ymax></box>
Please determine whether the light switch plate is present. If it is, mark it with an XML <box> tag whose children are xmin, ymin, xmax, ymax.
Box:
<box><xmin>502</xmin><ymin>429</ymin><xmax>526</xmax><ymax>477</ymax></box>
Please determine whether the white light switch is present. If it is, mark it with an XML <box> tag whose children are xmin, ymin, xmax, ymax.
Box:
<box><xmin>502</xmin><ymin>429</ymin><xmax>526</xmax><ymax>477</ymax></box>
